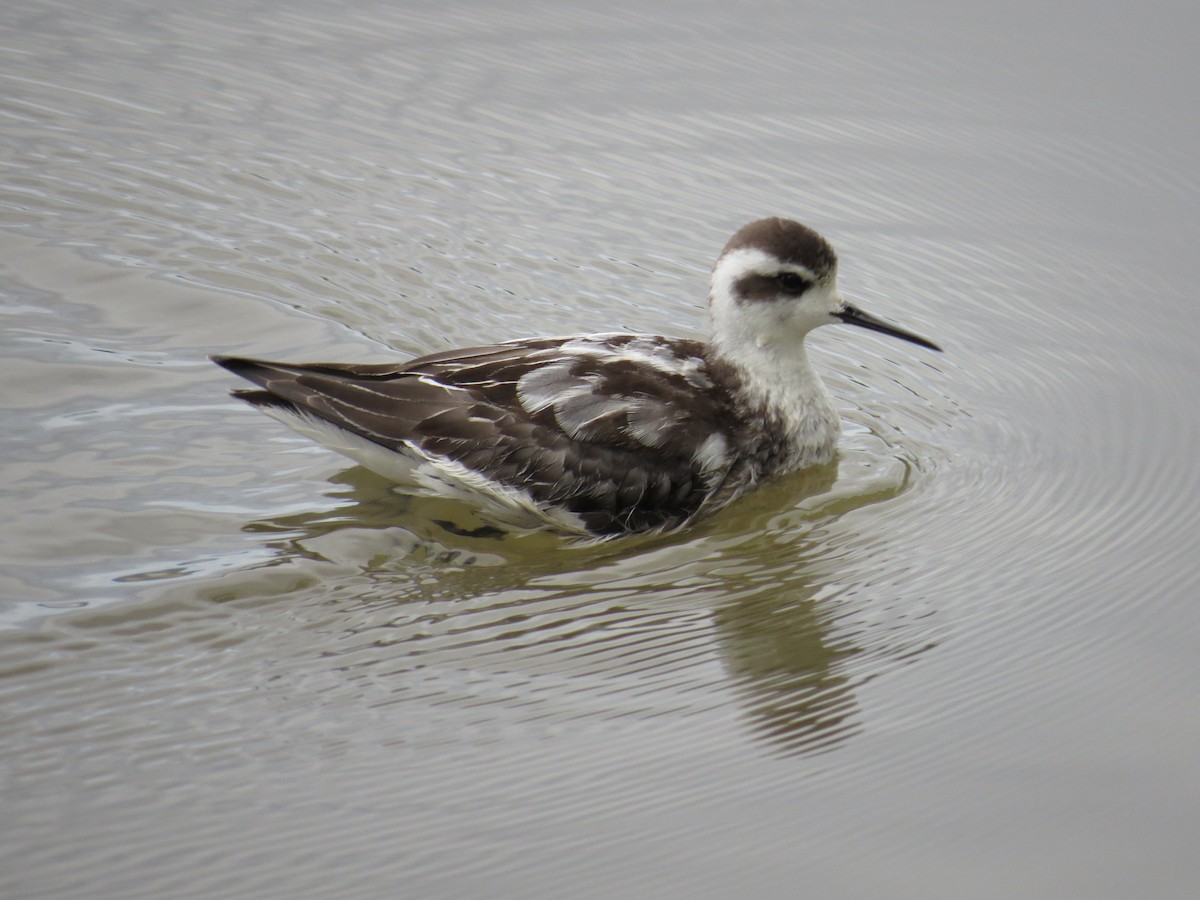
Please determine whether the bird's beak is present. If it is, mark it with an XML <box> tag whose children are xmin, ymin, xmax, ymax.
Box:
<box><xmin>835</xmin><ymin>302</ymin><xmax>942</xmax><ymax>352</ymax></box>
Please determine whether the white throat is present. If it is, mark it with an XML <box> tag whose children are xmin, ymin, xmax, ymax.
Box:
<box><xmin>707</xmin><ymin>247</ymin><xmax>842</xmax><ymax>465</ymax></box>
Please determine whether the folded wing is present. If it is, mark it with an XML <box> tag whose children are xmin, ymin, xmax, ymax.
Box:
<box><xmin>213</xmin><ymin>335</ymin><xmax>743</xmax><ymax>535</ymax></box>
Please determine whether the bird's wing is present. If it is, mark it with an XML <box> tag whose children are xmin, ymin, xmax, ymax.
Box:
<box><xmin>213</xmin><ymin>334</ymin><xmax>742</xmax><ymax>534</ymax></box>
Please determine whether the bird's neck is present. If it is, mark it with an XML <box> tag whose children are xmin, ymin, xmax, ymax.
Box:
<box><xmin>707</xmin><ymin>334</ymin><xmax>841</xmax><ymax>470</ymax></box>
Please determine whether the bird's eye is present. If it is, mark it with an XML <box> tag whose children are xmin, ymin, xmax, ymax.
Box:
<box><xmin>777</xmin><ymin>272</ymin><xmax>809</xmax><ymax>294</ymax></box>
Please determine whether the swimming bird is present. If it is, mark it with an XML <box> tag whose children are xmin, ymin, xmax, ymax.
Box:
<box><xmin>213</xmin><ymin>217</ymin><xmax>940</xmax><ymax>539</ymax></box>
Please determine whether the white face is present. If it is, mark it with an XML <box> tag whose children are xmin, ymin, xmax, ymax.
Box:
<box><xmin>708</xmin><ymin>247</ymin><xmax>844</xmax><ymax>356</ymax></box>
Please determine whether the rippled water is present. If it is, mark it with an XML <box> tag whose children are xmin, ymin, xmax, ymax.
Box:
<box><xmin>3</xmin><ymin>1</ymin><xmax>1199</xmax><ymax>897</ymax></box>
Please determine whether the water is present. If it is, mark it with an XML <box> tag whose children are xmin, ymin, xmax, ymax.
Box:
<box><xmin>3</xmin><ymin>1</ymin><xmax>1199</xmax><ymax>897</ymax></box>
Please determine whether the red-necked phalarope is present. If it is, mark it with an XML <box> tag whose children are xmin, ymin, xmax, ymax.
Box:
<box><xmin>214</xmin><ymin>217</ymin><xmax>940</xmax><ymax>538</ymax></box>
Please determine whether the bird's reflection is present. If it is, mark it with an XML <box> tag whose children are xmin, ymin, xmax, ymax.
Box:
<box><xmin>713</xmin><ymin>570</ymin><xmax>861</xmax><ymax>756</ymax></box>
<box><xmin>239</xmin><ymin>458</ymin><xmax>927</xmax><ymax>757</ymax></box>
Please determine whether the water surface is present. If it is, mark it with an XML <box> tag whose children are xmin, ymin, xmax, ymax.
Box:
<box><xmin>2</xmin><ymin>1</ymin><xmax>1199</xmax><ymax>897</ymax></box>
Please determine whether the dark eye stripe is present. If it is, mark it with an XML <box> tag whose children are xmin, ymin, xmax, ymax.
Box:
<box><xmin>777</xmin><ymin>272</ymin><xmax>810</xmax><ymax>293</ymax></box>
<box><xmin>733</xmin><ymin>272</ymin><xmax>813</xmax><ymax>303</ymax></box>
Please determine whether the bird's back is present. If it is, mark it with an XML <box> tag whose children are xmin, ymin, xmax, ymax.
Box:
<box><xmin>214</xmin><ymin>334</ymin><xmax>751</xmax><ymax>536</ymax></box>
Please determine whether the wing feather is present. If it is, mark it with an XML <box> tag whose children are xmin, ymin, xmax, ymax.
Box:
<box><xmin>213</xmin><ymin>334</ymin><xmax>743</xmax><ymax>534</ymax></box>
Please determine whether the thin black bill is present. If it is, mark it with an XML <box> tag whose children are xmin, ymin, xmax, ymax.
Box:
<box><xmin>836</xmin><ymin>303</ymin><xmax>942</xmax><ymax>352</ymax></box>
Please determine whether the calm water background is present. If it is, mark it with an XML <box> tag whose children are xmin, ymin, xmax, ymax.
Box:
<box><xmin>3</xmin><ymin>1</ymin><xmax>1198</xmax><ymax>897</ymax></box>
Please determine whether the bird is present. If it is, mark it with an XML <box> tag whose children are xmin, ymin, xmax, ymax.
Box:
<box><xmin>213</xmin><ymin>217</ymin><xmax>940</xmax><ymax>540</ymax></box>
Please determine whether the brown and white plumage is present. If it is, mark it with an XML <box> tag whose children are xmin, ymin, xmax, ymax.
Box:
<box><xmin>213</xmin><ymin>218</ymin><xmax>940</xmax><ymax>539</ymax></box>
